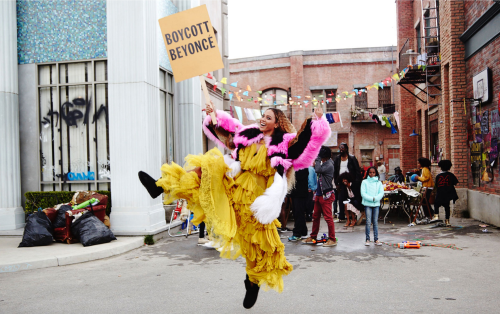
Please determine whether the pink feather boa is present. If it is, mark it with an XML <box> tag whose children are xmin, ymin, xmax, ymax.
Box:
<box><xmin>265</xmin><ymin>133</ymin><xmax>296</xmax><ymax>157</ymax></box>
<box><xmin>232</xmin><ymin>124</ymin><xmax>264</xmax><ymax>147</ymax></box>
<box><xmin>270</xmin><ymin>156</ymin><xmax>293</xmax><ymax>170</ymax></box>
<box><xmin>292</xmin><ymin>116</ymin><xmax>331</xmax><ymax>170</ymax></box>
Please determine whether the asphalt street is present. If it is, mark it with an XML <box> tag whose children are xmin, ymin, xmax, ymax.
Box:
<box><xmin>1</xmin><ymin>218</ymin><xmax>500</xmax><ymax>314</ymax></box>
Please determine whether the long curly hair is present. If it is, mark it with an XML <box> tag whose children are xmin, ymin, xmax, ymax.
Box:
<box><xmin>266</xmin><ymin>108</ymin><xmax>296</xmax><ymax>134</ymax></box>
<box><xmin>265</xmin><ymin>108</ymin><xmax>297</xmax><ymax>191</ymax></box>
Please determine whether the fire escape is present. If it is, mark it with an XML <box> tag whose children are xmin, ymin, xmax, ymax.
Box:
<box><xmin>398</xmin><ymin>2</ymin><xmax>441</xmax><ymax>157</ymax></box>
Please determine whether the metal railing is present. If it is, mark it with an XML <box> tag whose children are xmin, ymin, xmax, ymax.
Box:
<box><xmin>351</xmin><ymin>107</ymin><xmax>382</xmax><ymax>121</ymax></box>
<box><xmin>399</xmin><ymin>38</ymin><xmax>410</xmax><ymax>70</ymax></box>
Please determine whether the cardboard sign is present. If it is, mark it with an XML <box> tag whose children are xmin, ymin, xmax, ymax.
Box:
<box><xmin>159</xmin><ymin>5</ymin><xmax>224</xmax><ymax>82</ymax></box>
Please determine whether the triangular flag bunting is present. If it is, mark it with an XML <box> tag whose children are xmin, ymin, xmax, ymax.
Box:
<box><xmin>230</xmin><ymin>82</ymin><xmax>238</xmax><ymax>87</ymax></box>
<box><xmin>246</xmin><ymin>85</ymin><xmax>252</xmax><ymax>91</ymax></box>
<box><xmin>220</xmin><ymin>77</ymin><xmax>227</xmax><ymax>84</ymax></box>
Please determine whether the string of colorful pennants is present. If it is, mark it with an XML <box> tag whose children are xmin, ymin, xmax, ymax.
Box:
<box><xmin>205</xmin><ymin>70</ymin><xmax>407</xmax><ymax>107</ymax></box>
<box><xmin>205</xmin><ymin>70</ymin><xmax>405</xmax><ymax>131</ymax></box>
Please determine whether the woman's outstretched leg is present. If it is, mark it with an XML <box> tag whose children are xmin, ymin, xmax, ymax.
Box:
<box><xmin>138</xmin><ymin>171</ymin><xmax>164</xmax><ymax>199</ymax></box>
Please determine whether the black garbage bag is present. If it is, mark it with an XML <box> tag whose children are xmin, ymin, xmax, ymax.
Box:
<box><xmin>19</xmin><ymin>211</ymin><xmax>54</xmax><ymax>247</ymax></box>
<box><xmin>53</xmin><ymin>205</ymin><xmax>73</xmax><ymax>228</ymax></box>
<box><xmin>71</xmin><ymin>211</ymin><xmax>116</xmax><ymax>247</ymax></box>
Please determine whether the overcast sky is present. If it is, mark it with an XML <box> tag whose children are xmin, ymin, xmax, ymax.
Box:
<box><xmin>228</xmin><ymin>0</ymin><xmax>398</xmax><ymax>59</ymax></box>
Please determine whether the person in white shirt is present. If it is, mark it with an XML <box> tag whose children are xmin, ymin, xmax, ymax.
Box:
<box><xmin>377</xmin><ymin>161</ymin><xmax>386</xmax><ymax>181</ymax></box>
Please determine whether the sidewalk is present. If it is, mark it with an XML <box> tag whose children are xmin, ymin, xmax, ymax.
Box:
<box><xmin>0</xmin><ymin>221</ymin><xmax>183</xmax><ymax>274</ymax></box>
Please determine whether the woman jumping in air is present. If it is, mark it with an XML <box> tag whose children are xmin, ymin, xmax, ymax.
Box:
<box><xmin>139</xmin><ymin>102</ymin><xmax>330</xmax><ymax>309</ymax></box>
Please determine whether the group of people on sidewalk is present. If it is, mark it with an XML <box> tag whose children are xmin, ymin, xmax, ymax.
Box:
<box><xmin>286</xmin><ymin>143</ymin><xmax>385</xmax><ymax>246</ymax></box>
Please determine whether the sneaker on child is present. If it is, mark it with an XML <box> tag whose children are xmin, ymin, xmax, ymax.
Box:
<box><xmin>288</xmin><ymin>235</ymin><xmax>302</xmax><ymax>242</ymax></box>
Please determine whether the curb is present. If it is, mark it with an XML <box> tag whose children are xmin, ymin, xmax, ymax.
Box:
<box><xmin>0</xmin><ymin>237</ymin><xmax>144</xmax><ymax>273</ymax></box>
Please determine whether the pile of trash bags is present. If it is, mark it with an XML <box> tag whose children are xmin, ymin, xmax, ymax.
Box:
<box><xmin>19</xmin><ymin>192</ymin><xmax>116</xmax><ymax>248</ymax></box>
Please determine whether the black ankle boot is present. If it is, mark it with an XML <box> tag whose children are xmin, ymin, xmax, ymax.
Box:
<box><xmin>243</xmin><ymin>274</ymin><xmax>260</xmax><ymax>309</ymax></box>
<box><xmin>138</xmin><ymin>171</ymin><xmax>164</xmax><ymax>199</ymax></box>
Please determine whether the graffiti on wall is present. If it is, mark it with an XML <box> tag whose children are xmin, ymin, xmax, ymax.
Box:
<box><xmin>40</xmin><ymin>97</ymin><xmax>108</xmax><ymax>129</ymax></box>
<box><xmin>40</xmin><ymin>97</ymin><xmax>110</xmax><ymax>183</ymax></box>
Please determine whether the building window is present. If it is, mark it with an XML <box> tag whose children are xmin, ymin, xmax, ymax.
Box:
<box><xmin>38</xmin><ymin>60</ymin><xmax>110</xmax><ymax>192</ymax></box>
<box><xmin>160</xmin><ymin>68</ymin><xmax>175</xmax><ymax>164</ymax></box>
<box><xmin>361</xmin><ymin>149</ymin><xmax>373</xmax><ymax>168</ymax></box>
<box><xmin>416</xmin><ymin>23</ymin><xmax>422</xmax><ymax>54</ymax></box>
<box><xmin>355</xmin><ymin>90</ymin><xmax>367</xmax><ymax>109</ymax></box>
<box><xmin>424</xmin><ymin>10</ymin><xmax>430</xmax><ymax>39</ymax></box>
<box><xmin>378</xmin><ymin>87</ymin><xmax>394</xmax><ymax>113</ymax></box>
<box><xmin>388</xmin><ymin>148</ymin><xmax>400</xmax><ymax>159</ymax></box>
<box><xmin>309</xmin><ymin>90</ymin><xmax>326</xmax><ymax>114</ymax></box>
<box><xmin>430</xmin><ymin>120</ymin><xmax>439</xmax><ymax>162</ymax></box>
<box><xmin>325</xmin><ymin>89</ymin><xmax>337</xmax><ymax>112</ymax></box>
<box><xmin>261</xmin><ymin>88</ymin><xmax>290</xmax><ymax>119</ymax></box>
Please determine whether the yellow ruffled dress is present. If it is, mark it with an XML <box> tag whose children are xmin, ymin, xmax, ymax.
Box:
<box><xmin>156</xmin><ymin>145</ymin><xmax>293</xmax><ymax>292</ymax></box>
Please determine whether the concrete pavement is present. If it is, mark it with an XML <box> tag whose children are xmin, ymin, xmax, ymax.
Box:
<box><xmin>1</xmin><ymin>217</ymin><xmax>499</xmax><ymax>313</ymax></box>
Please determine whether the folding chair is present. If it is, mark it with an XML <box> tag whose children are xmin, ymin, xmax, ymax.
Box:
<box><xmin>167</xmin><ymin>199</ymin><xmax>199</xmax><ymax>238</ymax></box>
<box><xmin>409</xmin><ymin>187</ymin><xmax>433</xmax><ymax>224</ymax></box>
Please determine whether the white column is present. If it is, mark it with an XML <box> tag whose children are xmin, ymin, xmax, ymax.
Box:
<box><xmin>173</xmin><ymin>0</ymin><xmax>204</xmax><ymax>163</ymax></box>
<box><xmin>107</xmin><ymin>0</ymin><xmax>167</xmax><ymax>234</ymax></box>
<box><xmin>0</xmin><ymin>0</ymin><xmax>24</xmax><ymax>231</ymax></box>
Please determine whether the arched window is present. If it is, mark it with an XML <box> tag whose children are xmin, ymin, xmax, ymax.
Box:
<box><xmin>261</xmin><ymin>88</ymin><xmax>290</xmax><ymax>120</ymax></box>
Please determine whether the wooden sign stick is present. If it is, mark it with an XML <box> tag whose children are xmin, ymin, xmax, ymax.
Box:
<box><xmin>199</xmin><ymin>75</ymin><xmax>217</xmax><ymax>125</ymax></box>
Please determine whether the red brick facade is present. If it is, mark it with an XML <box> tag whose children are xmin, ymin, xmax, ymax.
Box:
<box><xmin>396</xmin><ymin>0</ymin><xmax>499</xmax><ymax>196</ymax></box>
<box><xmin>229</xmin><ymin>48</ymin><xmax>400</xmax><ymax>170</ymax></box>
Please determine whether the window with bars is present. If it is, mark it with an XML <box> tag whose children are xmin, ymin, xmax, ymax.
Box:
<box><xmin>355</xmin><ymin>90</ymin><xmax>367</xmax><ymax>109</ymax></box>
<box><xmin>38</xmin><ymin>60</ymin><xmax>109</xmax><ymax>192</ymax></box>
<box><xmin>159</xmin><ymin>68</ymin><xmax>175</xmax><ymax>164</ymax></box>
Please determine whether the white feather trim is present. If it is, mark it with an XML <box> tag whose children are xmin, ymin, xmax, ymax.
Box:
<box><xmin>228</xmin><ymin>161</ymin><xmax>241</xmax><ymax>178</ymax></box>
<box><xmin>223</xmin><ymin>155</ymin><xmax>241</xmax><ymax>178</ymax></box>
<box><xmin>250</xmin><ymin>172</ymin><xmax>287</xmax><ymax>225</ymax></box>
<box><xmin>223</xmin><ymin>154</ymin><xmax>235</xmax><ymax>166</ymax></box>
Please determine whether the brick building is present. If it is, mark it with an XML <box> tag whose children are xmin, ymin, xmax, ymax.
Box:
<box><xmin>228</xmin><ymin>47</ymin><xmax>401</xmax><ymax>171</ymax></box>
<box><xmin>395</xmin><ymin>0</ymin><xmax>500</xmax><ymax>224</ymax></box>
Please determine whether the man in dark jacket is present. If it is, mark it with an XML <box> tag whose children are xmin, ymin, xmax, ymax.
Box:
<box><xmin>288</xmin><ymin>168</ymin><xmax>310</xmax><ymax>242</ymax></box>
<box><xmin>333</xmin><ymin>143</ymin><xmax>361</xmax><ymax>221</ymax></box>
<box><xmin>303</xmin><ymin>146</ymin><xmax>337</xmax><ymax>247</ymax></box>
<box><xmin>389</xmin><ymin>167</ymin><xmax>405</xmax><ymax>183</ymax></box>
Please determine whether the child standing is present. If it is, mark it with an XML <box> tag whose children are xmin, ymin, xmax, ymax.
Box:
<box><xmin>434</xmin><ymin>160</ymin><xmax>459</xmax><ymax>227</ymax></box>
<box><xmin>360</xmin><ymin>167</ymin><xmax>385</xmax><ymax>246</ymax></box>
<box><xmin>416</xmin><ymin>157</ymin><xmax>435</xmax><ymax>219</ymax></box>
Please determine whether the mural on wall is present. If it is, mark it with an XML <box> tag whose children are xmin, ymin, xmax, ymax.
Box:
<box><xmin>17</xmin><ymin>0</ymin><xmax>107</xmax><ymax>64</ymax></box>
<box><xmin>469</xmin><ymin>104</ymin><xmax>499</xmax><ymax>186</ymax></box>
<box><xmin>157</xmin><ymin>0</ymin><xmax>179</xmax><ymax>71</ymax></box>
